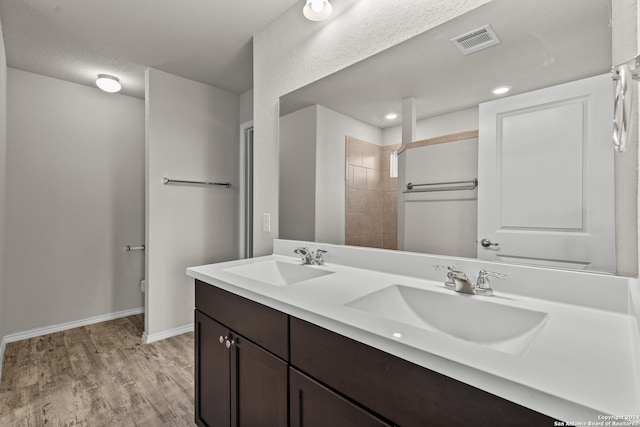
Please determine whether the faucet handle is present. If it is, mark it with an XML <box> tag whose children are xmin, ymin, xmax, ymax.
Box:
<box><xmin>314</xmin><ymin>249</ymin><xmax>328</xmax><ymax>265</ymax></box>
<box><xmin>477</xmin><ymin>269</ymin><xmax>507</xmax><ymax>282</ymax></box>
<box><xmin>476</xmin><ymin>270</ymin><xmax>507</xmax><ymax>295</ymax></box>
<box><xmin>432</xmin><ymin>265</ymin><xmax>456</xmax><ymax>290</ymax></box>
<box><xmin>432</xmin><ymin>265</ymin><xmax>455</xmax><ymax>272</ymax></box>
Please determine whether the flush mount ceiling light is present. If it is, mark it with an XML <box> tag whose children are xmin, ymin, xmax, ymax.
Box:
<box><xmin>96</xmin><ymin>74</ymin><xmax>121</xmax><ymax>93</ymax></box>
<box><xmin>491</xmin><ymin>85</ymin><xmax>512</xmax><ymax>95</ymax></box>
<box><xmin>303</xmin><ymin>0</ymin><xmax>332</xmax><ymax>21</ymax></box>
<box><xmin>385</xmin><ymin>113</ymin><xmax>399</xmax><ymax>120</ymax></box>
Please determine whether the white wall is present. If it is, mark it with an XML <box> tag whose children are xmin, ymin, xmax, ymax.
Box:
<box><xmin>253</xmin><ymin>0</ymin><xmax>492</xmax><ymax>256</ymax></box>
<box><xmin>279</xmin><ymin>105</ymin><xmax>382</xmax><ymax>245</ymax></box>
<box><xmin>239</xmin><ymin>89</ymin><xmax>253</xmax><ymax>125</ymax></box>
<box><xmin>0</xmin><ymin>21</ymin><xmax>7</xmax><ymax>341</ymax></box>
<box><xmin>315</xmin><ymin>105</ymin><xmax>382</xmax><ymax>244</ymax></box>
<box><xmin>2</xmin><ymin>68</ymin><xmax>144</xmax><ymax>335</ymax></box>
<box><xmin>145</xmin><ymin>68</ymin><xmax>239</xmax><ymax>339</ymax></box>
<box><xmin>279</xmin><ymin>105</ymin><xmax>317</xmax><ymax>241</ymax></box>
<box><xmin>382</xmin><ymin>107</ymin><xmax>479</xmax><ymax>145</ymax></box>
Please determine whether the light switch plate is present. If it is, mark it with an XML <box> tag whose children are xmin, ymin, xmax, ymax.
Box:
<box><xmin>262</xmin><ymin>213</ymin><xmax>271</xmax><ymax>232</ymax></box>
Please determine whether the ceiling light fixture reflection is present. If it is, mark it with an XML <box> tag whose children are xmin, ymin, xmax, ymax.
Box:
<box><xmin>303</xmin><ymin>0</ymin><xmax>333</xmax><ymax>21</ymax></box>
<box><xmin>96</xmin><ymin>74</ymin><xmax>121</xmax><ymax>93</ymax></box>
<box><xmin>491</xmin><ymin>85</ymin><xmax>512</xmax><ymax>95</ymax></box>
<box><xmin>385</xmin><ymin>113</ymin><xmax>399</xmax><ymax>120</ymax></box>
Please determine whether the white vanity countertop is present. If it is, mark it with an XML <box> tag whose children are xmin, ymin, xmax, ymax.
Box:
<box><xmin>187</xmin><ymin>244</ymin><xmax>640</xmax><ymax>423</ymax></box>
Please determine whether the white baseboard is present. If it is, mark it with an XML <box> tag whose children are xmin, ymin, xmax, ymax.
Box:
<box><xmin>0</xmin><ymin>306</ymin><xmax>144</xmax><ymax>383</ymax></box>
<box><xmin>142</xmin><ymin>323</ymin><xmax>194</xmax><ymax>344</ymax></box>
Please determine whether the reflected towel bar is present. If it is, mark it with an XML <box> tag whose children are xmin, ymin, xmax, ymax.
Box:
<box><xmin>163</xmin><ymin>178</ymin><xmax>231</xmax><ymax>188</ymax></box>
<box><xmin>612</xmin><ymin>54</ymin><xmax>640</xmax><ymax>81</ymax></box>
<box><xmin>611</xmin><ymin>54</ymin><xmax>640</xmax><ymax>153</ymax></box>
<box><xmin>403</xmin><ymin>178</ymin><xmax>478</xmax><ymax>193</ymax></box>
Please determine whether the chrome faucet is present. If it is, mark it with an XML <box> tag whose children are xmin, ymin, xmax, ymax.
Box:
<box><xmin>450</xmin><ymin>270</ymin><xmax>475</xmax><ymax>294</ymax></box>
<box><xmin>294</xmin><ymin>247</ymin><xmax>328</xmax><ymax>265</ymax></box>
<box><xmin>294</xmin><ymin>247</ymin><xmax>313</xmax><ymax>264</ymax></box>
<box><xmin>432</xmin><ymin>265</ymin><xmax>506</xmax><ymax>296</ymax></box>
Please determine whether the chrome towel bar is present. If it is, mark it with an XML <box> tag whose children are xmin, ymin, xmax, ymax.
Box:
<box><xmin>163</xmin><ymin>178</ymin><xmax>231</xmax><ymax>188</ymax></box>
<box><xmin>403</xmin><ymin>178</ymin><xmax>478</xmax><ymax>193</ymax></box>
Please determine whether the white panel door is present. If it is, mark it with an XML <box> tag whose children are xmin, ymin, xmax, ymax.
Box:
<box><xmin>477</xmin><ymin>74</ymin><xmax>615</xmax><ymax>272</ymax></box>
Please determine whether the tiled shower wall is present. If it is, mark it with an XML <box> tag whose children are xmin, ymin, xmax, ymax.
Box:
<box><xmin>345</xmin><ymin>136</ymin><xmax>400</xmax><ymax>249</ymax></box>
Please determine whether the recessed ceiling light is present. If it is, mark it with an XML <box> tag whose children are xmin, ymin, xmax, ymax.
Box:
<box><xmin>385</xmin><ymin>113</ymin><xmax>399</xmax><ymax>120</ymax></box>
<box><xmin>303</xmin><ymin>0</ymin><xmax>332</xmax><ymax>21</ymax></box>
<box><xmin>491</xmin><ymin>85</ymin><xmax>512</xmax><ymax>95</ymax></box>
<box><xmin>96</xmin><ymin>74</ymin><xmax>121</xmax><ymax>93</ymax></box>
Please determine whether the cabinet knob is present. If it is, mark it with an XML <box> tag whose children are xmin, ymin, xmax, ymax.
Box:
<box><xmin>219</xmin><ymin>335</ymin><xmax>227</xmax><ymax>344</ymax></box>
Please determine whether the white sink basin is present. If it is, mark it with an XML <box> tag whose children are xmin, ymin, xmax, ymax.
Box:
<box><xmin>224</xmin><ymin>260</ymin><xmax>334</xmax><ymax>286</ymax></box>
<box><xmin>346</xmin><ymin>285</ymin><xmax>548</xmax><ymax>356</ymax></box>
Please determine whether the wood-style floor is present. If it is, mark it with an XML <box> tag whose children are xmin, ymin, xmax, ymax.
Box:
<box><xmin>0</xmin><ymin>314</ymin><xmax>194</xmax><ymax>426</ymax></box>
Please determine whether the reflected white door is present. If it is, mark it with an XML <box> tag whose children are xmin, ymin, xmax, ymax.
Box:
<box><xmin>477</xmin><ymin>74</ymin><xmax>615</xmax><ymax>272</ymax></box>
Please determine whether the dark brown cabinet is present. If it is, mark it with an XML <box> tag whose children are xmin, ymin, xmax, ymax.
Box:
<box><xmin>195</xmin><ymin>281</ymin><xmax>288</xmax><ymax>427</ymax></box>
<box><xmin>290</xmin><ymin>317</ymin><xmax>555</xmax><ymax>427</ymax></box>
<box><xmin>195</xmin><ymin>279</ymin><xmax>557</xmax><ymax>426</ymax></box>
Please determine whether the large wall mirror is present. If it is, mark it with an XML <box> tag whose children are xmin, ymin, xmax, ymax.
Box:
<box><xmin>279</xmin><ymin>0</ymin><xmax>636</xmax><ymax>275</ymax></box>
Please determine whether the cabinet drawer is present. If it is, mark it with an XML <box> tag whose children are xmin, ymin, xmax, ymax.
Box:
<box><xmin>195</xmin><ymin>280</ymin><xmax>289</xmax><ymax>360</ymax></box>
<box><xmin>290</xmin><ymin>317</ymin><xmax>554</xmax><ymax>427</ymax></box>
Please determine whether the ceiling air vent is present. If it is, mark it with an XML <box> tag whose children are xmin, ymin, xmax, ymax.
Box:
<box><xmin>451</xmin><ymin>25</ymin><xmax>501</xmax><ymax>55</ymax></box>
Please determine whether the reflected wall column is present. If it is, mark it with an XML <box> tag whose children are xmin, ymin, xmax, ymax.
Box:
<box><xmin>612</xmin><ymin>0</ymin><xmax>639</xmax><ymax>276</ymax></box>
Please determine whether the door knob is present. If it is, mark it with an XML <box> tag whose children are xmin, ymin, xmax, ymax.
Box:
<box><xmin>480</xmin><ymin>238</ymin><xmax>499</xmax><ymax>248</ymax></box>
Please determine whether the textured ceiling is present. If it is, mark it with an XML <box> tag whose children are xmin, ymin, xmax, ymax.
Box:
<box><xmin>0</xmin><ymin>0</ymin><xmax>301</xmax><ymax>98</ymax></box>
<box><xmin>280</xmin><ymin>0</ymin><xmax>612</xmax><ymax>128</ymax></box>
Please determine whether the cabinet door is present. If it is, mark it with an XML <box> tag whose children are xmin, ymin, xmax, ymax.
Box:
<box><xmin>230</xmin><ymin>334</ymin><xmax>288</xmax><ymax>427</ymax></box>
<box><xmin>195</xmin><ymin>310</ymin><xmax>231</xmax><ymax>427</ymax></box>
<box><xmin>290</xmin><ymin>368</ymin><xmax>391</xmax><ymax>427</ymax></box>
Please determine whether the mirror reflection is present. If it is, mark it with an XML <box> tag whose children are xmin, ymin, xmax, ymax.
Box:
<box><xmin>279</xmin><ymin>0</ymin><xmax>622</xmax><ymax>274</ymax></box>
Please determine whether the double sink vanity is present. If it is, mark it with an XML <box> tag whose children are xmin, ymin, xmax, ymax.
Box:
<box><xmin>187</xmin><ymin>239</ymin><xmax>640</xmax><ymax>426</ymax></box>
